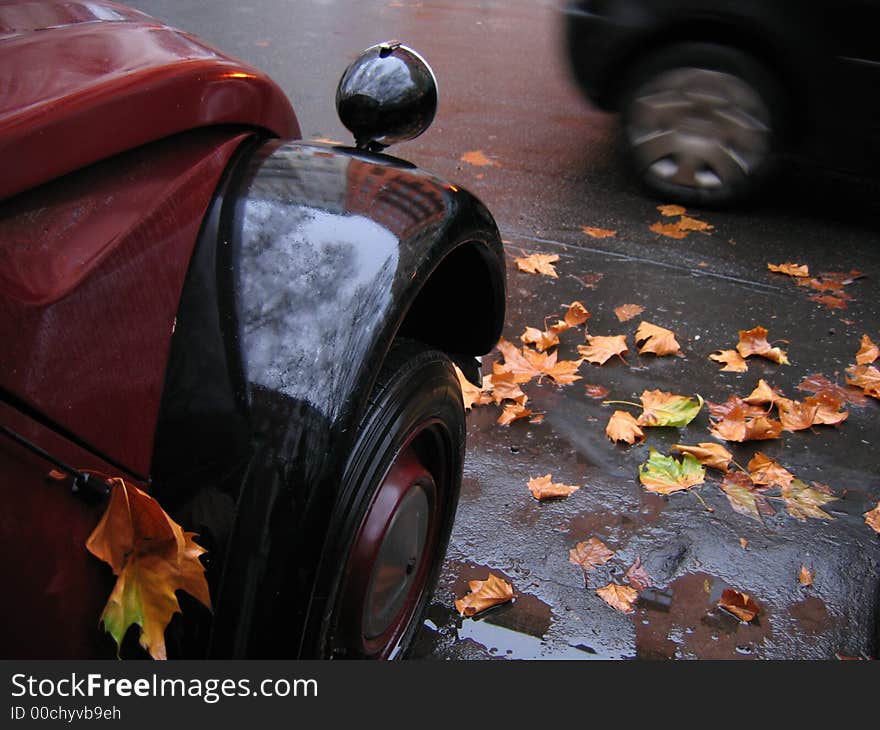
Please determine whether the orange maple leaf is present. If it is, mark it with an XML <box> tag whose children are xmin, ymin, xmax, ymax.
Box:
<box><xmin>86</xmin><ymin>478</ymin><xmax>210</xmax><ymax>660</ymax></box>
<box><xmin>519</xmin><ymin>347</ymin><xmax>583</xmax><ymax>385</ymax></box>
<box><xmin>768</xmin><ymin>262</ymin><xmax>810</xmax><ymax>277</ymax></box>
<box><xmin>515</xmin><ymin>253</ymin><xmax>559</xmax><ymax>278</ymax></box>
<box><xmin>454</xmin><ymin>573</ymin><xmax>514</xmax><ymax>617</ymax></box>
<box><xmin>635</xmin><ymin>321</ymin><xmax>680</xmax><ymax>356</ymax></box>
<box><xmin>799</xmin><ymin>565</ymin><xmax>814</xmax><ymax>587</ymax></box>
<box><xmin>605</xmin><ymin>410</ymin><xmax>645</xmax><ymax>445</ymax></box>
<box><xmin>562</xmin><ymin>300</ymin><xmax>590</xmax><ymax>327</ymax></box>
<box><xmin>670</xmin><ymin>442</ymin><xmax>733</xmax><ymax>472</ymax></box>
<box><xmin>856</xmin><ymin>334</ymin><xmax>879</xmax><ymax>365</ymax></box>
<box><xmin>804</xmin><ymin>392</ymin><xmax>848</xmax><ymax>426</ymax></box>
<box><xmin>709</xmin><ymin>406</ymin><xmax>783</xmax><ymax>442</ymax></box>
<box><xmin>497</xmin><ymin>402</ymin><xmax>534</xmax><ymax>426</ymax></box>
<box><xmin>776</xmin><ymin>398</ymin><xmax>820</xmax><ymax>432</ymax></box>
<box><xmin>797</xmin><ymin>373</ymin><xmax>869</xmax><ymax>407</ymax></box>
<box><xmin>454</xmin><ymin>364</ymin><xmax>491</xmax><ymax>410</ymax></box>
<box><xmin>596</xmin><ymin>583</ymin><xmax>638</xmax><ymax>613</ymax></box>
<box><xmin>496</xmin><ymin>338</ymin><xmax>543</xmax><ymax>383</ymax></box>
<box><xmin>747</xmin><ymin>452</ymin><xmax>794</xmax><ymax>489</ymax></box>
<box><xmin>709</xmin><ymin>349</ymin><xmax>748</xmax><ymax>372</ymax></box>
<box><xmin>845</xmin><ymin>364</ymin><xmax>880</xmax><ymax>399</ymax></box>
<box><xmin>865</xmin><ymin>503</ymin><xmax>880</xmax><ymax>534</ymax></box>
<box><xmin>706</xmin><ymin>396</ymin><xmax>767</xmax><ymax>420</ymax></box>
<box><xmin>736</xmin><ymin>326</ymin><xmax>790</xmax><ymax>365</ymax></box>
<box><xmin>527</xmin><ymin>474</ymin><xmax>580</xmax><ymax>500</ymax></box>
<box><xmin>657</xmin><ymin>204</ymin><xmax>687</xmax><ymax>217</ymax></box>
<box><xmin>720</xmin><ymin>472</ymin><xmax>776</xmax><ymax>521</ymax></box>
<box><xmin>614</xmin><ymin>303</ymin><xmax>644</xmax><ymax>323</ymax></box>
<box><xmin>581</xmin><ymin>226</ymin><xmax>617</xmax><ymax>239</ymax></box>
<box><xmin>649</xmin><ymin>221</ymin><xmax>688</xmax><ymax>239</ymax></box>
<box><xmin>744</xmin><ymin>378</ymin><xmax>784</xmax><ymax>406</ymax></box>
<box><xmin>520</xmin><ymin>326</ymin><xmax>560</xmax><ymax>352</ymax></box>
<box><xmin>569</xmin><ymin>537</ymin><xmax>614</xmax><ymax>570</ymax></box>
<box><xmin>578</xmin><ymin>335</ymin><xmax>628</xmax><ymax>365</ymax></box>
<box><xmin>718</xmin><ymin>589</ymin><xmax>760</xmax><ymax>622</ymax></box>
<box><xmin>485</xmin><ymin>364</ymin><xmax>526</xmax><ymax>405</ymax></box>
<box><xmin>460</xmin><ymin>149</ymin><xmax>498</xmax><ymax>167</ymax></box>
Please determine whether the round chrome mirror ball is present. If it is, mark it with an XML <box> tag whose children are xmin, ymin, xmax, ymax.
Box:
<box><xmin>336</xmin><ymin>41</ymin><xmax>438</xmax><ymax>151</ymax></box>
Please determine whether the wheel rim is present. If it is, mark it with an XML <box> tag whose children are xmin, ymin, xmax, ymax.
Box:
<box><xmin>336</xmin><ymin>428</ymin><xmax>445</xmax><ymax>658</ymax></box>
<box><xmin>627</xmin><ymin>67</ymin><xmax>771</xmax><ymax>193</ymax></box>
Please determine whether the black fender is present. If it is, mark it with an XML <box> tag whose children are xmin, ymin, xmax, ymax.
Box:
<box><xmin>150</xmin><ymin>138</ymin><xmax>505</xmax><ymax>657</ymax></box>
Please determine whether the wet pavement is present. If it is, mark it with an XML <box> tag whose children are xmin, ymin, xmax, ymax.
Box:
<box><xmin>134</xmin><ymin>0</ymin><xmax>880</xmax><ymax>659</ymax></box>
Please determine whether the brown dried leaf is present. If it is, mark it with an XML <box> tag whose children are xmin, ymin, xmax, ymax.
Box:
<box><xmin>460</xmin><ymin>149</ymin><xmax>498</xmax><ymax>167</ymax></box>
<box><xmin>709</xmin><ymin>349</ymin><xmax>748</xmax><ymax>372</ymax></box>
<box><xmin>657</xmin><ymin>204</ymin><xmax>687</xmax><ymax>217</ymax></box>
<box><xmin>584</xmin><ymin>384</ymin><xmax>610</xmax><ymax>399</ymax></box>
<box><xmin>454</xmin><ymin>364</ymin><xmax>489</xmax><ymax>411</ymax></box>
<box><xmin>454</xmin><ymin>573</ymin><xmax>514</xmax><ymax>617</ymax></box>
<box><xmin>768</xmin><ymin>262</ymin><xmax>810</xmax><ymax>277</ymax></box>
<box><xmin>581</xmin><ymin>226</ymin><xmax>617</xmax><ymax>239</ymax></box>
<box><xmin>736</xmin><ymin>326</ymin><xmax>790</xmax><ymax>364</ymax></box>
<box><xmin>614</xmin><ymin>304</ymin><xmax>644</xmax><ymax>323</ymax></box>
<box><xmin>780</xmin><ymin>479</ymin><xmax>837</xmax><ymax>521</ymax></box>
<box><xmin>635</xmin><ymin>321</ymin><xmax>681</xmax><ymax>356</ymax></box>
<box><xmin>747</xmin><ymin>452</ymin><xmax>794</xmax><ymax>489</ymax></box>
<box><xmin>624</xmin><ymin>557</ymin><xmax>653</xmax><ymax>592</ymax></box>
<box><xmin>776</xmin><ymin>398</ymin><xmax>820</xmax><ymax>432</ymax></box>
<box><xmin>649</xmin><ymin>221</ymin><xmax>689</xmax><ymax>239</ymax></box>
<box><xmin>596</xmin><ymin>583</ymin><xmax>638</xmax><ymax>613</ymax></box>
<box><xmin>677</xmin><ymin>215</ymin><xmax>714</xmax><ymax>232</ymax></box>
<box><xmin>797</xmin><ymin>373</ymin><xmax>868</xmax><ymax>407</ymax></box>
<box><xmin>524</xmin><ymin>349</ymin><xmax>583</xmax><ymax>385</ymax></box>
<box><xmin>670</xmin><ymin>442</ymin><xmax>733</xmax><ymax>472</ymax></box>
<box><xmin>707</xmin><ymin>396</ymin><xmax>767</xmax><ymax>420</ymax></box>
<box><xmin>569</xmin><ymin>537</ymin><xmax>614</xmax><ymax>570</ymax></box>
<box><xmin>809</xmin><ymin>293</ymin><xmax>850</xmax><ymax>310</ymax></box>
<box><xmin>865</xmin><ymin>503</ymin><xmax>880</xmax><ymax>534</ymax></box>
<box><xmin>605</xmin><ymin>410</ymin><xmax>645</xmax><ymax>445</ymax></box>
<box><xmin>744</xmin><ymin>379</ymin><xmax>784</xmax><ymax>406</ymax></box>
<box><xmin>497</xmin><ymin>402</ymin><xmax>534</xmax><ymax>426</ymax></box>
<box><xmin>563</xmin><ymin>300</ymin><xmax>591</xmax><ymax>327</ymax></box>
<box><xmin>496</xmin><ymin>338</ymin><xmax>543</xmax><ymax>383</ymax></box>
<box><xmin>719</xmin><ymin>589</ymin><xmax>760</xmax><ymax>622</ymax></box>
<box><xmin>845</xmin><ymin>364</ymin><xmax>880</xmax><ymax>399</ymax></box>
<box><xmin>720</xmin><ymin>472</ymin><xmax>776</xmax><ymax>522</ymax></box>
<box><xmin>527</xmin><ymin>474</ymin><xmax>580</xmax><ymax>500</ymax></box>
<box><xmin>856</xmin><ymin>334</ymin><xmax>879</xmax><ymax>365</ymax></box>
<box><xmin>520</xmin><ymin>326</ymin><xmax>560</xmax><ymax>352</ymax></box>
<box><xmin>515</xmin><ymin>253</ymin><xmax>559</xmax><ymax>278</ymax></box>
<box><xmin>799</xmin><ymin>565</ymin><xmax>814</xmax><ymax>587</ymax></box>
<box><xmin>709</xmin><ymin>406</ymin><xmax>783</xmax><ymax>442</ymax></box>
<box><xmin>804</xmin><ymin>393</ymin><xmax>849</xmax><ymax>426</ymax></box>
<box><xmin>485</xmin><ymin>364</ymin><xmax>526</xmax><ymax>405</ymax></box>
<box><xmin>578</xmin><ymin>335</ymin><xmax>629</xmax><ymax>365</ymax></box>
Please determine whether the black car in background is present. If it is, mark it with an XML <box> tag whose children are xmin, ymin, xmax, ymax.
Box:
<box><xmin>563</xmin><ymin>0</ymin><xmax>880</xmax><ymax>205</ymax></box>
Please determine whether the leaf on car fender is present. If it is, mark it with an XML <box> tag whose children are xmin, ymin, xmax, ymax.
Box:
<box><xmin>718</xmin><ymin>589</ymin><xmax>760</xmax><ymax>622</ymax></box>
<box><xmin>635</xmin><ymin>390</ymin><xmax>703</xmax><ymax>427</ymax></box>
<box><xmin>635</xmin><ymin>321</ymin><xmax>681</xmax><ymax>356</ymax></box>
<box><xmin>638</xmin><ymin>448</ymin><xmax>706</xmax><ymax>494</ymax></box>
<box><xmin>596</xmin><ymin>583</ymin><xmax>638</xmax><ymax>613</ymax></box>
<box><xmin>515</xmin><ymin>253</ymin><xmax>559</xmax><ymax>278</ymax></box>
<box><xmin>86</xmin><ymin>478</ymin><xmax>210</xmax><ymax>660</ymax></box>
<box><xmin>578</xmin><ymin>335</ymin><xmax>629</xmax><ymax>365</ymax></box>
<box><xmin>605</xmin><ymin>410</ymin><xmax>645</xmax><ymax>445</ymax></box>
<box><xmin>670</xmin><ymin>442</ymin><xmax>733</xmax><ymax>472</ymax></box>
<box><xmin>527</xmin><ymin>474</ymin><xmax>580</xmax><ymax>500</ymax></box>
<box><xmin>454</xmin><ymin>573</ymin><xmax>514</xmax><ymax>617</ymax></box>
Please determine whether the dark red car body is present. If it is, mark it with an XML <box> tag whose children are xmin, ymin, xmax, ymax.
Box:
<box><xmin>0</xmin><ymin>1</ymin><xmax>505</xmax><ymax>659</ymax></box>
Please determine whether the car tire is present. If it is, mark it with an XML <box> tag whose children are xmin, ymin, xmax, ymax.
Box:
<box><xmin>620</xmin><ymin>43</ymin><xmax>783</xmax><ymax>206</ymax></box>
<box><xmin>312</xmin><ymin>338</ymin><xmax>465</xmax><ymax>659</ymax></box>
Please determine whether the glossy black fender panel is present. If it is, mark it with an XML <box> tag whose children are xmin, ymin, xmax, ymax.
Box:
<box><xmin>151</xmin><ymin>138</ymin><xmax>505</xmax><ymax>657</ymax></box>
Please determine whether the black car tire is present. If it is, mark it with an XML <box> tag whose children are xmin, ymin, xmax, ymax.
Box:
<box><xmin>311</xmin><ymin>338</ymin><xmax>465</xmax><ymax>659</ymax></box>
<box><xmin>620</xmin><ymin>42</ymin><xmax>784</xmax><ymax>206</ymax></box>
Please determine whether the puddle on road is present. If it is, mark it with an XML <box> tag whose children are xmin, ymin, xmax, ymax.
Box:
<box><xmin>635</xmin><ymin>572</ymin><xmax>773</xmax><ymax>659</ymax></box>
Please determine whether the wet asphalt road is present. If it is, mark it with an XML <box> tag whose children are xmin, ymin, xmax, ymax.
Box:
<box><xmin>134</xmin><ymin>0</ymin><xmax>880</xmax><ymax>659</ymax></box>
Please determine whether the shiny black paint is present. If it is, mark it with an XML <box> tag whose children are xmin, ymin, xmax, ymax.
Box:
<box><xmin>151</xmin><ymin>138</ymin><xmax>505</xmax><ymax>657</ymax></box>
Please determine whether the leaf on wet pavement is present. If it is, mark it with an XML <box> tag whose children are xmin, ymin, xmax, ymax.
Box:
<box><xmin>497</xmin><ymin>402</ymin><xmax>534</xmax><ymax>426</ymax></box>
<box><xmin>623</xmin><ymin>557</ymin><xmax>653</xmax><ymax>592</ymax></box>
<box><xmin>707</xmin><ymin>396</ymin><xmax>768</xmax><ymax>420</ymax></box>
<box><xmin>460</xmin><ymin>149</ymin><xmax>498</xmax><ymax>167</ymax></box>
<box><xmin>527</xmin><ymin>474</ymin><xmax>580</xmax><ymax>500</ymax></box>
<box><xmin>744</xmin><ymin>379</ymin><xmax>784</xmax><ymax>406</ymax></box>
<box><xmin>671</xmin><ymin>442</ymin><xmax>733</xmax><ymax>472</ymax></box>
<box><xmin>747</xmin><ymin>452</ymin><xmax>794</xmax><ymax>489</ymax></box>
<box><xmin>569</xmin><ymin>537</ymin><xmax>615</xmax><ymax>570</ymax></box>
<box><xmin>780</xmin><ymin>479</ymin><xmax>837</xmax><ymax>521</ymax></box>
<box><xmin>485</xmin><ymin>364</ymin><xmax>527</xmax><ymax>405</ymax></box>
<box><xmin>515</xmin><ymin>253</ymin><xmax>559</xmax><ymax>278</ymax></box>
<box><xmin>614</xmin><ymin>303</ymin><xmax>644</xmax><ymax>322</ymax></box>
<box><xmin>736</xmin><ymin>326</ymin><xmax>790</xmax><ymax>365</ymax></box>
<box><xmin>523</xmin><ymin>348</ymin><xmax>584</xmax><ymax>385</ymax></box>
<box><xmin>584</xmin><ymin>383</ymin><xmax>610</xmax><ymax>399</ymax></box>
<box><xmin>809</xmin><ymin>293</ymin><xmax>850</xmax><ymax>310</ymax></box>
<box><xmin>804</xmin><ymin>392</ymin><xmax>849</xmax><ymax>426</ymax></box>
<box><xmin>856</xmin><ymin>334</ymin><xmax>879</xmax><ymax>365</ymax></box>
<box><xmin>578</xmin><ymin>335</ymin><xmax>629</xmax><ymax>365</ymax></box>
<box><xmin>865</xmin><ymin>503</ymin><xmax>880</xmax><ymax>534</ymax></box>
<box><xmin>709</xmin><ymin>405</ymin><xmax>783</xmax><ymax>442</ymax></box>
<box><xmin>845</xmin><ymin>364</ymin><xmax>880</xmax><ymax>399</ymax></box>
<box><xmin>563</xmin><ymin>300</ymin><xmax>590</xmax><ymax>327</ymax></box>
<box><xmin>496</xmin><ymin>338</ymin><xmax>544</xmax><ymax>383</ymax></box>
<box><xmin>454</xmin><ymin>573</ymin><xmax>514</xmax><ymax>617</ymax></box>
<box><xmin>606</xmin><ymin>410</ymin><xmax>645</xmax><ymax>445</ymax></box>
<box><xmin>635</xmin><ymin>390</ymin><xmax>703</xmax><ymax>427</ymax></box>
<box><xmin>657</xmin><ymin>204</ymin><xmax>687</xmax><ymax>217</ymax></box>
<box><xmin>799</xmin><ymin>565</ymin><xmax>814</xmax><ymax>587</ymax></box>
<box><xmin>677</xmin><ymin>215</ymin><xmax>714</xmax><ymax>232</ymax></box>
<box><xmin>635</xmin><ymin>321</ymin><xmax>681</xmax><ymax>356</ymax></box>
<box><xmin>649</xmin><ymin>221</ymin><xmax>689</xmax><ymax>239</ymax></box>
<box><xmin>581</xmin><ymin>226</ymin><xmax>617</xmax><ymax>239</ymax></box>
<box><xmin>650</xmin><ymin>214</ymin><xmax>713</xmax><ymax>239</ymax></box>
<box><xmin>776</xmin><ymin>398</ymin><xmax>820</xmax><ymax>432</ymax></box>
<box><xmin>797</xmin><ymin>373</ymin><xmax>869</xmax><ymax>407</ymax></box>
<box><xmin>718</xmin><ymin>589</ymin><xmax>760</xmax><ymax>622</ymax></box>
<box><xmin>520</xmin><ymin>326</ymin><xmax>560</xmax><ymax>352</ymax></box>
<box><xmin>720</xmin><ymin>472</ymin><xmax>776</xmax><ymax>522</ymax></box>
<box><xmin>768</xmin><ymin>262</ymin><xmax>810</xmax><ymax>277</ymax></box>
<box><xmin>638</xmin><ymin>448</ymin><xmax>706</xmax><ymax>494</ymax></box>
<box><xmin>596</xmin><ymin>583</ymin><xmax>638</xmax><ymax>613</ymax></box>
<box><xmin>709</xmin><ymin>349</ymin><xmax>748</xmax><ymax>372</ymax></box>
<box><xmin>454</xmin><ymin>364</ymin><xmax>491</xmax><ymax>410</ymax></box>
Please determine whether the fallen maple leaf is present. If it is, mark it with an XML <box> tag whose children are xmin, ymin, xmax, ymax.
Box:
<box><xmin>670</xmin><ymin>442</ymin><xmax>733</xmax><ymax>472</ymax></box>
<box><xmin>804</xmin><ymin>392</ymin><xmax>849</xmax><ymax>426</ymax></box>
<box><xmin>797</xmin><ymin>373</ymin><xmax>869</xmax><ymax>407</ymax></box>
<box><xmin>635</xmin><ymin>321</ymin><xmax>680</xmax><ymax>356</ymax></box>
<box><xmin>638</xmin><ymin>448</ymin><xmax>706</xmax><ymax>494</ymax></box>
<box><xmin>718</xmin><ymin>589</ymin><xmax>760</xmax><ymax>622</ymax></box>
<box><xmin>581</xmin><ymin>226</ymin><xmax>617</xmax><ymax>239</ymax></box>
<box><xmin>706</xmin><ymin>396</ymin><xmax>767</xmax><ymax>420</ymax></box>
<box><xmin>496</xmin><ymin>338</ymin><xmax>543</xmax><ymax>383</ymax></box>
<box><xmin>497</xmin><ymin>402</ymin><xmax>534</xmax><ymax>426</ymax></box>
<box><xmin>605</xmin><ymin>410</ymin><xmax>645</xmax><ymax>445</ymax></box>
<box><xmin>657</xmin><ymin>204</ymin><xmax>687</xmax><ymax>217</ymax></box>
<box><xmin>747</xmin><ymin>452</ymin><xmax>794</xmax><ymax>489</ymax></box>
<box><xmin>454</xmin><ymin>364</ymin><xmax>489</xmax><ymax>410</ymax></box>
<box><xmin>744</xmin><ymin>379</ymin><xmax>784</xmax><ymax>406</ymax></box>
<box><xmin>856</xmin><ymin>334</ymin><xmax>879</xmax><ymax>365</ymax></box>
<box><xmin>515</xmin><ymin>253</ymin><xmax>559</xmax><ymax>278</ymax></box>
<box><xmin>527</xmin><ymin>474</ymin><xmax>580</xmax><ymax>500</ymax></box>
<box><xmin>584</xmin><ymin>383</ymin><xmax>610</xmax><ymax>399</ymax></box>
<box><xmin>454</xmin><ymin>573</ymin><xmax>514</xmax><ymax>617</ymax></box>
<box><xmin>649</xmin><ymin>221</ymin><xmax>688</xmax><ymax>239</ymax></box>
<box><xmin>809</xmin><ymin>293</ymin><xmax>850</xmax><ymax>310</ymax></box>
<box><xmin>562</xmin><ymin>300</ymin><xmax>590</xmax><ymax>327</ymax></box>
<box><xmin>596</xmin><ymin>583</ymin><xmax>638</xmax><ymax>613</ymax></box>
<box><xmin>460</xmin><ymin>149</ymin><xmax>498</xmax><ymax>167</ymax></box>
<box><xmin>635</xmin><ymin>390</ymin><xmax>703</xmax><ymax>427</ymax></box>
<box><xmin>845</xmin><ymin>364</ymin><xmax>880</xmax><ymax>399</ymax></box>
<box><xmin>614</xmin><ymin>303</ymin><xmax>645</xmax><ymax>323</ymax></box>
<box><xmin>780</xmin><ymin>479</ymin><xmax>837</xmax><ymax>521</ymax></box>
<box><xmin>736</xmin><ymin>326</ymin><xmax>790</xmax><ymax>365</ymax></box>
<box><xmin>865</xmin><ymin>503</ymin><xmax>880</xmax><ymax>534</ymax></box>
<box><xmin>768</xmin><ymin>262</ymin><xmax>810</xmax><ymax>277</ymax></box>
<box><xmin>578</xmin><ymin>335</ymin><xmax>628</xmax><ymax>365</ymax></box>
<box><xmin>520</xmin><ymin>326</ymin><xmax>560</xmax><ymax>352</ymax></box>
<box><xmin>776</xmin><ymin>398</ymin><xmax>820</xmax><ymax>432</ymax></box>
<box><xmin>485</xmin><ymin>364</ymin><xmax>526</xmax><ymax>404</ymax></box>
<box><xmin>740</xmin><ymin>538</ymin><xmax>748</xmax><ymax>549</ymax></box>
<box><xmin>523</xmin><ymin>348</ymin><xmax>583</xmax><ymax>385</ymax></box>
<box><xmin>569</xmin><ymin>537</ymin><xmax>614</xmax><ymax>570</ymax></box>
<box><xmin>86</xmin><ymin>478</ymin><xmax>210</xmax><ymax>660</ymax></box>
<box><xmin>677</xmin><ymin>215</ymin><xmax>714</xmax><ymax>232</ymax></box>
<box><xmin>799</xmin><ymin>565</ymin><xmax>814</xmax><ymax>587</ymax></box>
<box><xmin>709</xmin><ymin>349</ymin><xmax>748</xmax><ymax>372</ymax></box>
<box><xmin>624</xmin><ymin>557</ymin><xmax>653</xmax><ymax>592</ymax></box>
<box><xmin>720</xmin><ymin>472</ymin><xmax>775</xmax><ymax>522</ymax></box>
<box><xmin>709</xmin><ymin>405</ymin><xmax>783</xmax><ymax>442</ymax></box>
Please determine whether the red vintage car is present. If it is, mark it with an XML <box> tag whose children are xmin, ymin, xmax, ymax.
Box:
<box><xmin>0</xmin><ymin>0</ymin><xmax>506</xmax><ymax>659</ymax></box>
